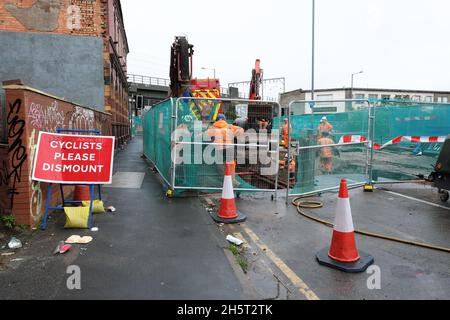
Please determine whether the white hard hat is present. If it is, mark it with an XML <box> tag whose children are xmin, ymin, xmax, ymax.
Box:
<box><xmin>321</xmin><ymin>116</ymin><xmax>327</xmax><ymax>122</ymax></box>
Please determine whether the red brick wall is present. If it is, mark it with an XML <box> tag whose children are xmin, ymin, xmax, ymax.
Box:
<box><xmin>0</xmin><ymin>84</ymin><xmax>111</xmax><ymax>227</ymax></box>
<box><xmin>104</xmin><ymin>0</ymin><xmax>129</xmax><ymax>146</ymax></box>
<box><xmin>0</xmin><ymin>0</ymin><xmax>131</xmax><ymax>147</ymax></box>
<box><xmin>0</xmin><ymin>0</ymin><xmax>104</xmax><ymax>36</ymax></box>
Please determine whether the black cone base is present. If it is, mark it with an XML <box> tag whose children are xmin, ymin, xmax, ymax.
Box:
<box><xmin>316</xmin><ymin>248</ymin><xmax>374</xmax><ymax>273</ymax></box>
<box><xmin>210</xmin><ymin>210</ymin><xmax>247</xmax><ymax>224</ymax></box>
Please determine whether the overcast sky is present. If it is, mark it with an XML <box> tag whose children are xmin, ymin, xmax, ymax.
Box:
<box><xmin>122</xmin><ymin>0</ymin><xmax>450</xmax><ymax>96</ymax></box>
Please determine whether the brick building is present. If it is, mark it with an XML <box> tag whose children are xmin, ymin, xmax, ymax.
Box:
<box><xmin>0</xmin><ymin>0</ymin><xmax>130</xmax><ymax>145</ymax></box>
<box><xmin>0</xmin><ymin>0</ymin><xmax>129</xmax><ymax>226</ymax></box>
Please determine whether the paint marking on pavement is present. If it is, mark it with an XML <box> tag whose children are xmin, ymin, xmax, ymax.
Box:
<box><xmin>381</xmin><ymin>190</ymin><xmax>450</xmax><ymax>211</ymax></box>
<box><xmin>241</xmin><ymin>224</ymin><xmax>320</xmax><ymax>300</ymax></box>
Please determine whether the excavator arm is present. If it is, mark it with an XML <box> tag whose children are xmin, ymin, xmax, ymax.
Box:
<box><xmin>249</xmin><ymin>59</ymin><xmax>263</xmax><ymax>100</ymax></box>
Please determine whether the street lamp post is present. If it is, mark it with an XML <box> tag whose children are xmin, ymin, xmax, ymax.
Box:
<box><xmin>351</xmin><ymin>70</ymin><xmax>364</xmax><ymax>98</ymax></box>
<box><xmin>201</xmin><ymin>67</ymin><xmax>216</xmax><ymax>79</ymax></box>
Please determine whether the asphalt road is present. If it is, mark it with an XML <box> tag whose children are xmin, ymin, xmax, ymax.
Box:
<box><xmin>235</xmin><ymin>182</ymin><xmax>450</xmax><ymax>300</ymax></box>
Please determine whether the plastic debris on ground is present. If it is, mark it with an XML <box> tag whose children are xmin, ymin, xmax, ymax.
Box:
<box><xmin>91</xmin><ymin>227</ymin><xmax>99</xmax><ymax>232</ymax></box>
<box><xmin>65</xmin><ymin>235</ymin><xmax>93</xmax><ymax>244</ymax></box>
<box><xmin>53</xmin><ymin>241</ymin><xmax>72</xmax><ymax>255</ymax></box>
<box><xmin>53</xmin><ymin>241</ymin><xmax>65</xmax><ymax>255</ymax></box>
<box><xmin>8</xmin><ymin>237</ymin><xmax>22</xmax><ymax>249</ymax></box>
<box><xmin>106</xmin><ymin>206</ymin><xmax>116</xmax><ymax>213</ymax></box>
<box><xmin>226</xmin><ymin>235</ymin><xmax>244</xmax><ymax>246</ymax></box>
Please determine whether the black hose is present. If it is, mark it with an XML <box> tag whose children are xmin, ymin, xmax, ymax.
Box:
<box><xmin>292</xmin><ymin>195</ymin><xmax>450</xmax><ymax>254</ymax></box>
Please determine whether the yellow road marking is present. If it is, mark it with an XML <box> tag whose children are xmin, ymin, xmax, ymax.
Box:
<box><xmin>241</xmin><ymin>224</ymin><xmax>320</xmax><ymax>300</ymax></box>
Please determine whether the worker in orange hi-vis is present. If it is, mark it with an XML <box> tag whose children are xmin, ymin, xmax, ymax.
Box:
<box><xmin>207</xmin><ymin>114</ymin><xmax>242</xmax><ymax>186</ymax></box>
<box><xmin>281</xmin><ymin>118</ymin><xmax>292</xmax><ymax>147</ymax></box>
<box><xmin>317</xmin><ymin>131</ymin><xmax>336</xmax><ymax>174</ymax></box>
<box><xmin>317</xmin><ymin>116</ymin><xmax>333</xmax><ymax>140</ymax></box>
<box><xmin>279</xmin><ymin>155</ymin><xmax>297</xmax><ymax>187</ymax></box>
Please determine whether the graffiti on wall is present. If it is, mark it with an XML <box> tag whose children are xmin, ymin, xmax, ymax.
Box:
<box><xmin>28</xmin><ymin>129</ymin><xmax>42</xmax><ymax>223</ymax></box>
<box><xmin>0</xmin><ymin>98</ymin><xmax>28</xmax><ymax>210</ymax></box>
<box><xmin>1</xmin><ymin>87</ymin><xmax>112</xmax><ymax>224</ymax></box>
<box><xmin>68</xmin><ymin>106</ymin><xmax>95</xmax><ymax>131</ymax></box>
<box><xmin>28</xmin><ymin>101</ymin><xmax>65</xmax><ymax>132</ymax></box>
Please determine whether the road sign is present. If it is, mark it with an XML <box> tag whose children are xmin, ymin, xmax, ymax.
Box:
<box><xmin>32</xmin><ymin>132</ymin><xmax>115</xmax><ymax>184</ymax></box>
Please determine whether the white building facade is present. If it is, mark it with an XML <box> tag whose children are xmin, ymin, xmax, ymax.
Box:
<box><xmin>281</xmin><ymin>88</ymin><xmax>450</xmax><ymax>114</ymax></box>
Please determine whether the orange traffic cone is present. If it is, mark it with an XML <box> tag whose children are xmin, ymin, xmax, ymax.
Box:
<box><xmin>73</xmin><ymin>186</ymin><xmax>91</xmax><ymax>202</ymax></box>
<box><xmin>316</xmin><ymin>179</ymin><xmax>374</xmax><ymax>273</ymax></box>
<box><xmin>210</xmin><ymin>162</ymin><xmax>247</xmax><ymax>224</ymax></box>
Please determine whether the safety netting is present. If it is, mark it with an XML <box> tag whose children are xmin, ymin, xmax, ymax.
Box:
<box><xmin>143</xmin><ymin>98</ymin><xmax>450</xmax><ymax>196</ymax></box>
<box><xmin>371</xmin><ymin>101</ymin><xmax>450</xmax><ymax>182</ymax></box>
<box><xmin>143</xmin><ymin>99</ymin><xmax>173</xmax><ymax>186</ymax></box>
<box><xmin>285</xmin><ymin>101</ymin><xmax>371</xmax><ymax>195</ymax></box>
<box><xmin>172</xmin><ymin>98</ymin><xmax>281</xmax><ymax>193</ymax></box>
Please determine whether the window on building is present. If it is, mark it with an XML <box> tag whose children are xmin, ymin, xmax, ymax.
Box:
<box><xmin>354</xmin><ymin>94</ymin><xmax>365</xmax><ymax>100</ymax></box>
<box><xmin>424</xmin><ymin>96</ymin><xmax>433</xmax><ymax>102</ymax></box>
<box><xmin>437</xmin><ymin>96</ymin><xmax>448</xmax><ymax>103</ymax></box>
<box><xmin>412</xmin><ymin>95</ymin><xmax>421</xmax><ymax>102</ymax></box>
<box><xmin>381</xmin><ymin>95</ymin><xmax>390</xmax><ymax>100</ymax></box>
<box><xmin>316</xmin><ymin>94</ymin><xmax>333</xmax><ymax>105</ymax></box>
<box><xmin>368</xmin><ymin>94</ymin><xmax>378</xmax><ymax>102</ymax></box>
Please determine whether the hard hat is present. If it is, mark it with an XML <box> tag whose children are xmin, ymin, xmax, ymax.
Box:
<box><xmin>216</xmin><ymin>114</ymin><xmax>226</xmax><ymax>121</ymax></box>
<box><xmin>321</xmin><ymin>116</ymin><xmax>327</xmax><ymax>122</ymax></box>
<box><xmin>284</xmin><ymin>118</ymin><xmax>289</xmax><ymax>122</ymax></box>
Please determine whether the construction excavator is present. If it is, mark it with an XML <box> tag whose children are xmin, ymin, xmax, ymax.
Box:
<box><xmin>168</xmin><ymin>37</ymin><xmax>296</xmax><ymax>190</ymax></box>
<box><xmin>169</xmin><ymin>36</ymin><xmax>222</xmax><ymax>121</ymax></box>
<box><xmin>249</xmin><ymin>59</ymin><xmax>263</xmax><ymax>101</ymax></box>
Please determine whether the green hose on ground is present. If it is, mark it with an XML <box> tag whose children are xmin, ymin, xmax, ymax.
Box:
<box><xmin>292</xmin><ymin>196</ymin><xmax>450</xmax><ymax>254</ymax></box>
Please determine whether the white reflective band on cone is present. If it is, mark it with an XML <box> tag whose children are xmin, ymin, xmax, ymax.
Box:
<box><xmin>222</xmin><ymin>176</ymin><xmax>235</xmax><ymax>200</ymax></box>
<box><xmin>333</xmin><ymin>198</ymin><xmax>354</xmax><ymax>233</ymax></box>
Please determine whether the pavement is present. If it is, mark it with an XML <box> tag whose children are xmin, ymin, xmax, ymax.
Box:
<box><xmin>0</xmin><ymin>136</ymin><xmax>449</xmax><ymax>300</ymax></box>
<box><xmin>0</xmin><ymin>136</ymin><xmax>244</xmax><ymax>300</ymax></box>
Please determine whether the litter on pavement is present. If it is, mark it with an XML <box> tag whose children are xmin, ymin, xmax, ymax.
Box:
<box><xmin>53</xmin><ymin>241</ymin><xmax>72</xmax><ymax>255</ymax></box>
<box><xmin>106</xmin><ymin>206</ymin><xmax>117</xmax><ymax>213</ymax></box>
<box><xmin>226</xmin><ymin>235</ymin><xmax>244</xmax><ymax>246</ymax></box>
<box><xmin>65</xmin><ymin>235</ymin><xmax>93</xmax><ymax>244</ymax></box>
<box><xmin>8</xmin><ymin>237</ymin><xmax>22</xmax><ymax>249</ymax></box>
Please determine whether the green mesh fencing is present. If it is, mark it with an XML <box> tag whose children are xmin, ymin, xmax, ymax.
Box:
<box><xmin>371</xmin><ymin>101</ymin><xmax>450</xmax><ymax>182</ymax></box>
<box><xmin>132</xmin><ymin>115</ymin><xmax>143</xmax><ymax>137</ymax></box>
<box><xmin>143</xmin><ymin>99</ymin><xmax>173</xmax><ymax>186</ymax></box>
<box><xmin>143</xmin><ymin>98</ymin><xmax>449</xmax><ymax>196</ymax></box>
<box><xmin>173</xmin><ymin>98</ymin><xmax>281</xmax><ymax>193</ymax></box>
<box><xmin>286</xmin><ymin>101</ymin><xmax>371</xmax><ymax>195</ymax></box>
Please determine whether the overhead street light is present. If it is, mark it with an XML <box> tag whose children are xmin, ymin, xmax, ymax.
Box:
<box><xmin>351</xmin><ymin>70</ymin><xmax>364</xmax><ymax>98</ymax></box>
<box><xmin>201</xmin><ymin>67</ymin><xmax>216</xmax><ymax>79</ymax></box>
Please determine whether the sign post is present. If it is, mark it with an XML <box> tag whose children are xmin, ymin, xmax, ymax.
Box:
<box><xmin>32</xmin><ymin>129</ymin><xmax>115</xmax><ymax>230</ymax></box>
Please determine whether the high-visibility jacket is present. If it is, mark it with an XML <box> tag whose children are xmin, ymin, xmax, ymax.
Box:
<box><xmin>282</xmin><ymin>123</ymin><xmax>292</xmax><ymax>146</ymax></box>
<box><xmin>317</xmin><ymin>122</ymin><xmax>333</xmax><ymax>139</ymax></box>
<box><xmin>207</xmin><ymin>120</ymin><xmax>244</xmax><ymax>150</ymax></box>
<box><xmin>230</xmin><ymin>125</ymin><xmax>244</xmax><ymax>138</ymax></box>
<box><xmin>207</xmin><ymin>120</ymin><xmax>232</xmax><ymax>146</ymax></box>
<box><xmin>318</xmin><ymin>137</ymin><xmax>334</xmax><ymax>158</ymax></box>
